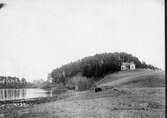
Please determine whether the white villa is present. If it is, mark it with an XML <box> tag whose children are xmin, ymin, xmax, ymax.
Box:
<box><xmin>121</xmin><ymin>62</ymin><xmax>135</xmax><ymax>71</ymax></box>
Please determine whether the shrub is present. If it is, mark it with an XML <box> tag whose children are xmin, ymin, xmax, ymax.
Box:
<box><xmin>67</xmin><ymin>74</ymin><xmax>94</xmax><ymax>91</ymax></box>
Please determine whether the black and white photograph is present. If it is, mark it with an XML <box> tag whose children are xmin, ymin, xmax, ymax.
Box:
<box><xmin>0</xmin><ymin>0</ymin><xmax>165</xmax><ymax>118</ymax></box>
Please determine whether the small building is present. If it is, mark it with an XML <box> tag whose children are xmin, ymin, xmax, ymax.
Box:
<box><xmin>121</xmin><ymin>62</ymin><xmax>135</xmax><ymax>71</ymax></box>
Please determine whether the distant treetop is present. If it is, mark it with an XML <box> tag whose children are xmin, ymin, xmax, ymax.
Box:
<box><xmin>0</xmin><ymin>3</ymin><xmax>5</xmax><ymax>9</ymax></box>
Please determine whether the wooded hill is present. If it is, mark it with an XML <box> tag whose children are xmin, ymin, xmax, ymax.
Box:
<box><xmin>48</xmin><ymin>52</ymin><xmax>159</xmax><ymax>85</ymax></box>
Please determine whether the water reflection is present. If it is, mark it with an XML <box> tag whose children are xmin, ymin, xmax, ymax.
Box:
<box><xmin>0</xmin><ymin>88</ymin><xmax>51</xmax><ymax>101</ymax></box>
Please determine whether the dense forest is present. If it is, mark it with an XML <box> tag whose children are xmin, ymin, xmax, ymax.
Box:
<box><xmin>48</xmin><ymin>52</ymin><xmax>159</xmax><ymax>87</ymax></box>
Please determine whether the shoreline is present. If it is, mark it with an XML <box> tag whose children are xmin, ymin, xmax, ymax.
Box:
<box><xmin>0</xmin><ymin>91</ymin><xmax>72</xmax><ymax>111</ymax></box>
<box><xmin>0</xmin><ymin>93</ymin><xmax>68</xmax><ymax>106</ymax></box>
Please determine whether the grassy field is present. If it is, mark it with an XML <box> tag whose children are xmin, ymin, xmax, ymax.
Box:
<box><xmin>97</xmin><ymin>69</ymin><xmax>165</xmax><ymax>88</ymax></box>
<box><xmin>0</xmin><ymin>69</ymin><xmax>165</xmax><ymax>118</ymax></box>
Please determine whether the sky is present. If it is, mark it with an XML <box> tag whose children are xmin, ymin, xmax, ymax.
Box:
<box><xmin>0</xmin><ymin>0</ymin><xmax>164</xmax><ymax>82</ymax></box>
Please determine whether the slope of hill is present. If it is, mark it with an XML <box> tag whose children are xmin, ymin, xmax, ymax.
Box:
<box><xmin>97</xmin><ymin>69</ymin><xmax>165</xmax><ymax>88</ymax></box>
<box><xmin>49</xmin><ymin>52</ymin><xmax>159</xmax><ymax>85</ymax></box>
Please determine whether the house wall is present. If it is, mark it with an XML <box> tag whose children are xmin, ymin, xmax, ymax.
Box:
<box><xmin>121</xmin><ymin>63</ymin><xmax>135</xmax><ymax>71</ymax></box>
<box><xmin>130</xmin><ymin>64</ymin><xmax>135</xmax><ymax>70</ymax></box>
<box><xmin>121</xmin><ymin>65</ymin><xmax>127</xmax><ymax>70</ymax></box>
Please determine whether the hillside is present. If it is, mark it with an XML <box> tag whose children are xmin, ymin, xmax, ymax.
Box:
<box><xmin>49</xmin><ymin>52</ymin><xmax>159</xmax><ymax>86</ymax></box>
<box><xmin>97</xmin><ymin>69</ymin><xmax>165</xmax><ymax>88</ymax></box>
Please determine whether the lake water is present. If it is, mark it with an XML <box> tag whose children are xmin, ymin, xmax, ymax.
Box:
<box><xmin>0</xmin><ymin>88</ymin><xmax>53</xmax><ymax>101</ymax></box>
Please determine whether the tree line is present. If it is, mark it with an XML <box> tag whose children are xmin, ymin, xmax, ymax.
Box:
<box><xmin>48</xmin><ymin>52</ymin><xmax>159</xmax><ymax>85</ymax></box>
<box><xmin>0</xmin><ymin>76</ymin><xmax>27</xmax><ymax>88</ymax></box>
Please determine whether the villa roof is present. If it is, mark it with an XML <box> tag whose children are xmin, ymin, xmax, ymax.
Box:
<box><xmin>121</xmin><ymin>62</ymin><xmax>135</xmax><ymax>66</ymax></box>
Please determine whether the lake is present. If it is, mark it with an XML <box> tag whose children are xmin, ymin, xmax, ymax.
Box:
<box><xmin>0</xmin><ymin>88</ymin><xmax>54</xmax><ymax>101</ymax></box>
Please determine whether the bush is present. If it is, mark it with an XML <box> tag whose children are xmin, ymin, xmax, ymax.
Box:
<box><xmin>67</xmin><ymin>74</ymin><xmax>94</xmax><ymax>91</ymax></box>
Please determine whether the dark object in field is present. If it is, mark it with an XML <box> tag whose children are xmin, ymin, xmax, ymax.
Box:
<box><xmin>0</xmin><ymin>3</ymin><xmax>5</xmax><ymax>9</ymax></box>
<box><xmin>95</xmin><ymin>87</ymin><xmax>102</xmax><ymax>92</ymax></box>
